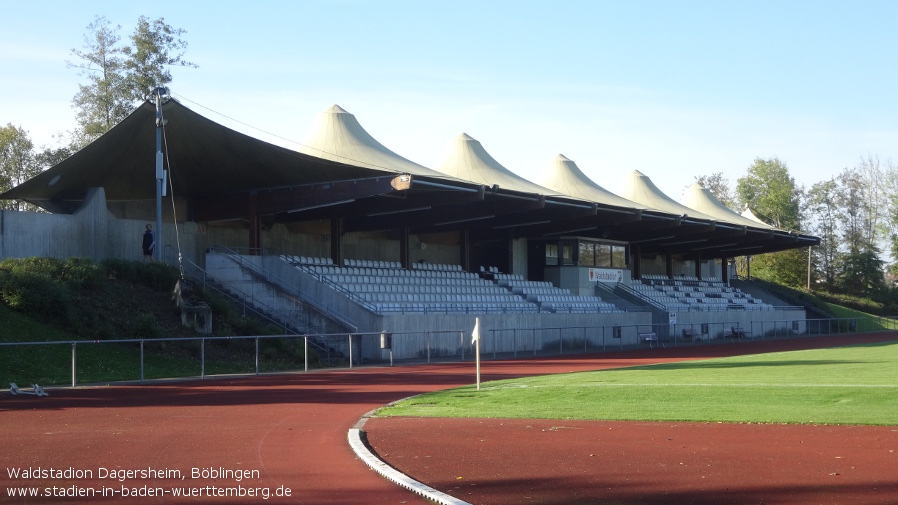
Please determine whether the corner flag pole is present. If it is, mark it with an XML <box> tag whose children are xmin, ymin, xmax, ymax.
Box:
<box><xmin>472</xmin><ymin>317</ymin><xmax>481</xmax><ymax>390</ymax></box>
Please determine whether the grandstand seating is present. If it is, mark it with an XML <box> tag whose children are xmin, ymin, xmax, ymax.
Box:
<box><xmin>280</xmin><ymin>256</ymin><xmax>535</xmax><ymax>314</ymax></box>
<box><xmin>495</xmin><ymin>277</ymin><xmax>618</xmax><ymax>313</ymax></box>
<box><xmin>279</xmin><ymin>256</ymin><xmax>621</xmax><ymax>315</ymax></box>
<box><xmin>628</xmin><ymin>274</ymin><xmax>772</xmax><ymax>312</ymax></box>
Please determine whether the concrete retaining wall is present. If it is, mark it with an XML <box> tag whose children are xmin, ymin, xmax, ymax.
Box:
<box><xmin>0</xmin><ymin>189</ymin><xmax>204</xmax><ymax>264</ymax></box>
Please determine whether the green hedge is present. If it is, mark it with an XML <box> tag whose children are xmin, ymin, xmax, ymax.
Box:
<box><xmin>0</xmin><ymin>257</ymin><xmax>180</xmax><ymax>335</ymax></box>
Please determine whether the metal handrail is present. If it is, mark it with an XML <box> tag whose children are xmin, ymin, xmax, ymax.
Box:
<box><xmin>181</xmin><ymin>256</ymin><xmax>340</xmax><ymax>360</ymax></box>
<box><xmin>212</xmin><ymin>247</ymin><xmax>359</xmax><ymax>332</ymax></box>
<box><xmin>181</xmin><ymin>258</ymin><xmax>295</xmax><ymax>333</ymax></box>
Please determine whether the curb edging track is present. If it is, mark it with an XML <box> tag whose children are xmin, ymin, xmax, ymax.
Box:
<box><xmin>349</xmin><ymin>413</ymin><xmax>471</xmax><ymax>505</ymax></box>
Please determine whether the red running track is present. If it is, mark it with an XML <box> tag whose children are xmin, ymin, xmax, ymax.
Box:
<box><xmin>1</xmin><ymin>334</ymin><xmax>896</xmax><ymax>504</ymax></box>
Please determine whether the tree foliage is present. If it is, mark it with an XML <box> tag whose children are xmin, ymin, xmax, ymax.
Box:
<box><xmin>122</xmin><ymin>16</ymin><xmax>197</xmax><ymax>104</ymax></box>
<box><xmin>735</xmin><ymin>158</ymin><xmax>806</xmax><ymax>287</ymax></box>
<box><xmin>68</xmin><ymin>15</ymin><xmax>196</xmax><ymax>144</ymax></box>
<box><xmin>736</xmin><ymin>157</ymin><xmax>802</xmax><ymax>231</ymax></box>
<box><xmin>695</xmin><ymin>156</ymin><xmax>898</xmax><ymax>298</ymax></box>
<box><xmin>884</xmin><ymin>161</ymin><xmax>898</xmax><ymax>264</ymax></box>
<box><xmin>836</xmin><ymin>248</ymin><xmax>886</xmax><ymax>297</ymax></box>
<box><xmin>834</xmin><ymin>163</ymin><xmax>883</xmax><ymax>253</ymax></box>
<box><xmin>68</xmin><ymin>16</ymin><xmax>130</xmax><ymax>147</ymax></box>
<box><xmin>749</xmin><ymin>248</ymin><xmax>809</xmax><ymax>289</ymax></box>
<box><xmin>0</xmin><ymin>124</ymin><xmax>41</xmax><ymax>211</ymax></box>
<box><xmin>34</xmin><ymin>144</ymin><xmax>74</xmax><ymax>171</ymax></box>
<box><xmin>805</xmin><ymin>178</ymin><xmax>839</xmax><ymax>288</ymax></box>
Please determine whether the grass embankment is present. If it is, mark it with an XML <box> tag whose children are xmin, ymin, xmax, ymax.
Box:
<box><xmin>0</xmin><ymin>257</ymin><xmax>307</xmax><ymax>386</ymax></box>
<box><xmin>0</xmin><ymin>302</ymin><xmax>200</xmax><ymax>384</ymax></box>
<box><xmin>379</xmin><ymin>341</ymin><xmax>898</xmax><ymax>425</ymax></box>
<box><xmin>824</xmin><ymin>302</ymin><xmax>898</xmax><ymax>331</ymax></box>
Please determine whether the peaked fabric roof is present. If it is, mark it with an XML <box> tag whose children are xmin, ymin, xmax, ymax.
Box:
<box><xmin>537</xmin><ymin>154</ymin><xmax>648</xmax><ymax>210</ymax></box>
<box><xmin>681</xmin><ymin>183</ymin><xmax>776</xmax><ymax>230</ymax></box>
<box><xmin>435</xmin><ymin>133</ymin><xmax>563</xmax><ymax>196</ymax></box>
<box><xmin>297</xmin><ymin>105</ymin><xmax>458</xmax><ymax>181</ymax></box>
<box><xmin>741</xmin><ymin>207</ymin><xmax>772</xmax><ymax>227</ymax></box>
<box><xmin>0</xmin><ymin>99</ymin><xmax>387</xmax><ymax>211</ymax></box>
<box><xmin>2</xmin><ymin>96</ymin><xmax>819</xmax><ymax>258</ymax></box>
<box><xmin>619</xmin><ymin>170</ymin><xmax>719</xmax><ymax>223</ymax></box>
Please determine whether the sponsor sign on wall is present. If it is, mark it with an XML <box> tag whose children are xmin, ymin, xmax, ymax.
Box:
<box><xmin>588</xmin><ymin>268</ymin><xmax>623</xmax><ymax>283</ymax></box>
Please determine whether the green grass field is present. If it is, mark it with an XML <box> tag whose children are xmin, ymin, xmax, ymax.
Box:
<box><xmin>378</xmin><ymin>341</ymin><xmax>898</xmax><ymax>425</ymax></box>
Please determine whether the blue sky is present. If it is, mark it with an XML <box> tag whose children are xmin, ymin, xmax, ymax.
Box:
<box><xmin>3</xmin><ymin>0</ymin><xmax>896</xmax><ymax>199</ymax></box>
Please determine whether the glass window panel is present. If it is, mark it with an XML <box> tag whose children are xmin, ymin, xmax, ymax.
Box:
<box><xmin>545</xmin><ymin>244</ymin><xmax>558</xmax><ymax>266</ymax></box>
<box><xmin>596</xmin><ymin>244</ymin><xmax>611</xmax><ymax>267</ymax></box>
<box><xmin>579</xmin><ymin>242</ymin><xmax>595</xmax><ymax>266</ymax></box>
<box><xmin>562</xmin><ymin>244</ymin><xmax>574</xmax><ymax>265</ymax></box>
<box><xmin>611</xmin><ymin>245</ymin><xmax>627</xmax><ymax>267</ymax></box>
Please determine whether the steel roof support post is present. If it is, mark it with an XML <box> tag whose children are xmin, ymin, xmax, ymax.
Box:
<box><xmin>507</xmin><ymin>232</ymin><xmax>515</xmax><ymax>275</ymax></box>
<box><xmin>153</xmin><ymin>87</ymin><xmax>166</xmax><ymax>263</ymax></box>
<box><xmin>248</xmin><ymin>192</ymin><xmax>260</xmax><ymax>255</ymax></box>
<box><xmin>631</xmin><ymin>244</ymin><xmax>641</xmax><ymax>280</ymax></box>
<box><xmin>331</xmin><ymin>217</ymin><xmax>344</xmax><ymax>267</ymax></box>
<box><xmin>459</xmin><ymin>229</ymin><xmax>470</xmax><ymax>272</ymax></box>
<box><xmin>398</xmin><ymin>225</ymin><xmax>409</xmax><ymax>269</ymax></box>
<box><xmin>665</xmin><ymin>250</ymin><xmax>673</xmax><ymax>279</ymax></box>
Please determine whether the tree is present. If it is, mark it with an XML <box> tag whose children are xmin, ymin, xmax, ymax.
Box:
<box><xmin>835</xmin><ymin>167</ymin><xmax>868</xmax><ymax>253</ymax></box>
<box><xmin>68</xmin><ymin>16</ymin><xmax>130</xmax><ymax>147</ymax></box>
<box><xmin>34</xmin><ymin>144</ymin><xmax>74</xmax><ymax>171</ymax></box>
<box><xmin>833</xmin><ymin>160</ymin><xmax>888</xmax><ymax>255</ymax></box>
<box><xmin>69</xmin><ymin>15</ymin><xmax>197</xmax><ymax>144</ymax></box>
<box><xmin>836</xmin><ymin>248</ymin><xmax>886</xmax><ymax>297</ymax></box>
<box><xmin>805</xmin><ymin>178</ymin><xmax>840</xmax><ymax>289</ymax></box>
<box><xmin>0</xmin><ymin>124</ymin><xmax>40</xmax><ymax>211</ymax></box>
<box><xmin>122</xmin><ymin>16</ymin><xmax>197</xmax><ymax>104</ymax></box>
<box><xmin>854</xmin><ymin>156</ymin><xmax>889</xmax><ymax>249</ymax></box>
<box><xmin>736</xmin><ymin>157</ymin><xmax>802</xmax><ymax>231</ymax></box>
<box><xmin>693</xmin><ymin>172</ymin><xmax>735</xmax><ymax>209</ymax></box>
<box><xmin>750</xmin><ymin>248</ymin><xmax>809</xmax><ymax>288</ymax></box>
<box><xmin>736</xmin><ymin>158</ymin><xmax>806</xmax><ymax>287</ymax></box>
<box><xmin>884</xmin><ymin>160</ymin><xmax>898</xmax><ymax>277</ymax></box>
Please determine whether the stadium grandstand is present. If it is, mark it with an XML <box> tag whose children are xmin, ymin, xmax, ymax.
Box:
<box><xmin>0</xmin><ymin>93</ymin><xmax>819</xmax><ymax>361</ymax></box>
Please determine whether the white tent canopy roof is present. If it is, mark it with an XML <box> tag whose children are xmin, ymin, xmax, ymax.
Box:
<box><xmin>681</xmin><ymin>183</ymin><xmax>776</xmax><ymax>230</ymax></box>
<box><xmin>435</xmin><ymin>133</ymin><xmax>563</xmax><ymax>196</ymax></box>
<box><xmin>619</xmin><ymin>170</ymin><xmax>718</xmax><ymax>222</ymax></box>
<box><xmin>741</xmin><ymin>207</ymin><xmax>773</xmax><ymax>227</ymax></box>
<box><xmin>298</xmin><ymin>105</ymin><xmax>455</xmax><ymax>180</ymax></box>
<box><xmin>537</xmin><ymin>154</ymin><xmax>647</xmax><ymax>210</ymax></box>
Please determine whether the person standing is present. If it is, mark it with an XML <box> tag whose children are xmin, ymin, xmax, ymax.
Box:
<box><xmin>142</xmin><ymin>224</ymin><xmax>156</xmax><ymax>262</ymax></box>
